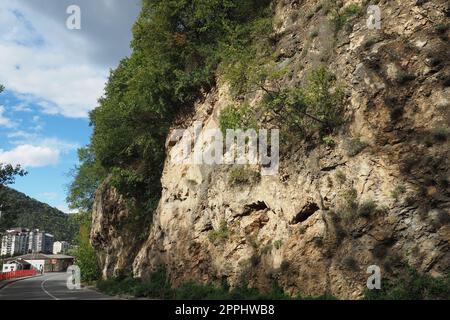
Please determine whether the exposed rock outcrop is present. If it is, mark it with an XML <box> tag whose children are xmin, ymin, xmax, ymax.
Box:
<box><xmin>92</xmin><ymin>0</ymin><xmax>450</xmax><ymax>298</ymax></box>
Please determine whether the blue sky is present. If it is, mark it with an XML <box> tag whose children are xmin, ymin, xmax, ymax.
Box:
<box><xmin>0</xmin><ymin>0</ymin><xmax>141</xmax><ymax>212</ymax></box>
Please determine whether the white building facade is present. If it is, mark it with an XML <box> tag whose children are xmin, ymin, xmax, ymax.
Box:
<box><xmin>28</xmin><ymin>229</ymin><xmax>54</xmax><ymax>254</ymax></box>
<box><xmin>1</xmin><ymin>228</ymin><xmax>54</xmax><ymax>256</ymax></box>
<box><xmin>53</xmin><ymin>241</ymin><xmax>70</xmax><ymax>254</ymax></box>
<box><xmin>0</xmin><ymin>229</ymin><xmax>29</xmax><ymax>256</ymax></box>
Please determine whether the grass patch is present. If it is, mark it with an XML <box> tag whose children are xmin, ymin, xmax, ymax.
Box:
<box><xmin>208</xmin><ymin>220</ymin><xmax>230</xmax><ymax>243</ymax></box>
<box><xmin>357</xmin><ymin>200</ymin><xmax>379</xmax><ymax>218</ymax></box>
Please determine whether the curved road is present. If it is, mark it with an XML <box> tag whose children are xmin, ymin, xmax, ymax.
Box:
<box><xmin>0</xmin><ymin>273</ymin><xmax>114</xmax><ymax>300</ymax></box>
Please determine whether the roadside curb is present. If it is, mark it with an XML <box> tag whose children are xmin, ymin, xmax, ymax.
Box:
<box><xmin>0</xmin><ymin>274</ymin><xmax>43</xmax><ymax>290</ymax></box>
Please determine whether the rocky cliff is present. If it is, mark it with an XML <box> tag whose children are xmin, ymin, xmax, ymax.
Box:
<box><xmin>91</xmin><ymin>0</ymin><xmax>450</xmax><ymax>299</ymax></box>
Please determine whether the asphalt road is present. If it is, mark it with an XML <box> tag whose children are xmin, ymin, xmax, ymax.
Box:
<box><xmin>0</xmin><ymin>272</ymin><xmax>114</xmax><ymax>300</ymax></box>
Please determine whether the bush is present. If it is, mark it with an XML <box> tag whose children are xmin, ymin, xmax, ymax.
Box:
<box><xmin>434</xmin><ymin>23</ymin><xmax>449</xmax><ymax>35</ymax></box>
<box><xmin>358</xmin><ymin>200</ymin><xmax>378</xmax><ymax>218</ymax></box>
<box><xmin>396</xmin><ymin>72</ymin><xmax>416</xmax><ymax>84</ymax></box>
<box><xmin>72</xmin><ymin>212</ymin><xmax>101</xmax><ymax>283</ymax></box>
<box><xmin>263</xmin><ymin>67</ymin><xmax>345</xmax><ymax>141</ymax></box>
<box><xmin>391</xmin><ymin>185</ymin><xmax>407</xmax><ymax>201</ymax></box>
<box><xmin>97</xmin><ymin>270</ymin><xmax>336</xmax><ymax>300</ymax></box>
<box><xmin>342</xmin><ymin>256</ymin><xmax>359</xmax><ymax>271</ymax></box>
<box><xmin>329</xmin><ymin>3</ymin><xmax>361</xmax><ymax>33</ymax></box>
<box><xmin>280</xmin><ymin>260</ymin><xmax>291</xmax><ymax>272</ymax></box>
<box><xmin>273</xmin><ymin>240</ymin><xmax>283</xmax><ymax>250</ymax></box>
<box><xmin>219</xmin><ymin>104</ymin><xmax>257</xmax><ymax>135</ymax></box>
<box><xmin>228</xmin><ymin>166</ymin><xmax>261</xmax><ymax>186</ymax></box>
<box><xmin>335</xmin><ymin>170</ymin><xmax>347</xmax><ymax>184</ymax></box>
<box><xmin>175</xmin><ymin>281</ymin><xmax>229</xmax><ymax>300</ymax></box>
<box><xmin>208</xmin><ymin>220</ymin><xmax>230</xmax><ymax>243</ymax></box>
<box><xmin>312</xmin><ymin>236</ymin><xmax>323</xmax><ymax>247</ymax></box>
<box><xmin>346</xmin><ymin>138</ymin><xmax>368</xmax><ymax>157</ymax></box>
<box><xmin>134</xmin><ymin>267</ymin><xmax>173</xmax><ymax>299</ymax></box>
<box><xmin>420</xmin><ymin>127</ymin><xmax>449</xmax><ymax>147</ymax></box>
<box><xmin>372</xmin><ymin>243</ymin><xmax>388</xmax><ymax>259</ymax></box>
<box><xmin>310</xmin><ymin>30</ymin><xmax>319</xmax><ymax>38</ymax></box>
<box><xmin>364</xmin><ymin>268</ymin><xmax>450</xmax><ymax>300</ymax></box>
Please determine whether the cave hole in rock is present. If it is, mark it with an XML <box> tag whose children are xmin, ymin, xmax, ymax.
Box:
<box><xmin>242</xmin><ymin>201</ymin><xmax>269</xmax><ymax>215</ymax></box>
<box><xmin>291</xmin><ymin>202</ymin><xmax>320</xmax><ymax>224</ymax></box>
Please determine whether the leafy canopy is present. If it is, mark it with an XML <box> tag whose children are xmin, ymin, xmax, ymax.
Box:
<box><xmin>70</xmin><ymin>0</ymin><xmax>275</xmax><ymax>215</ymax></box>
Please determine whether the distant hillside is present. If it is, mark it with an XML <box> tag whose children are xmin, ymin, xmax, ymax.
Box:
<box><xmin>0</xmin><ymin>187</ymin><xmax>79</xmax><ymax>242</ymax></box>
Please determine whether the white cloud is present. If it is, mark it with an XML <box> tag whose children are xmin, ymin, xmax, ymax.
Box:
<box><xmin>38</xmin><ymin>192</ymin><xmax>59</xmax><ymax>200</ymax></box>
<box><xmin>12</xmin><ymin>103</ymin><xmax>32</xmax><ymax>113</ymax></box>
<box><xmin>0</xmin><ymin>105</ymin><xmax>16</xmax><ymax>128</ymax></box>
<box><xmin>7</xmin><ymin>132</ymin><xmax>79</xmax><ymax>152</ymax></box>
<box><xmin>56</xmin><ymin>204</ymin><xmax>78</xmax><ymax>214</ymax></box>
<box><xmin>0</xmin><ymin>144</ymin><xmax>59</xmax><ymax>168</ymax></box>
<box><xmin>0</xmin><ymin>2</ymin><xmax>108</xmax><ymax>118</ymax></box>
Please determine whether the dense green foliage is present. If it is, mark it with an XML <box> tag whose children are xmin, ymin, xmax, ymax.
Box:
<box><xmin>364</xmin><ymin>269</ymin><xmax>450</xmax><ymax>300</ymax></box>
<box><xmin>96</xmin><ymin>267</ymin><xmax>335</xmax><ymax>300</ymax></box>
<box><xmin>219</xmin><ymin>104</ymin><xmax>256</xmax><ymax>135</ymax></box>
<box><xmin>70</xmin><ymin>0</ymin><xmax>275</xmax><ymax>216</ymax></box>
<box><xmin>219</xmin><ymin>66</ymin><xmax>345</xmax><ymax>145</ymax></box>
<box><xmin>69</xmin><ymin>211</ymin><xmax>101</xmax><ymax>282</ymax></box>
<box><xmin>67</xmin><ymin>146</ymin><xmax>106</xmax><ymax>212</ymax></box>
<box><xmin>0</xmin><ymin>187</ymin><xmax>78</xmax><ymax>242</ymax></box>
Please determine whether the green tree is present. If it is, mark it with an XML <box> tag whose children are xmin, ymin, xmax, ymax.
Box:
<box><xmin>67</xmin><ymin>146</ymin><xmax>106</xmax><ymax>212</ymax></box>
<box><xmin>0</xmin><ymin>163</ymin><xmax>27</xmax><ymax>187</ymax></box>
<box><xmin>71</xmin><ymin>212</ymin><xmax>101</xmax><ymax>282</ymax></box>
<box><xmin>70</xmin><ymin>0</ymin><xmax>275</xmax><ymax>217</ymax></box>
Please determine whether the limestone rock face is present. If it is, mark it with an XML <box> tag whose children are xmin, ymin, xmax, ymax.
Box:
<box><xmin>92</xmin><ymin>0</ymin><xmax>450</xmax><ymax>298</ymax></box>
<box><xmin>91</xmin><ymin>181</ymin><xmax>148</xmax><ymax>278</ymax></box>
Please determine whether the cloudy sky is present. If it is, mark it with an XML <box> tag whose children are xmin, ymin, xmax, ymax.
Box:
<box><xmin>0</xmin><ymin>0</ymin><xmax>141</xmax><ymax>212</ymax></box>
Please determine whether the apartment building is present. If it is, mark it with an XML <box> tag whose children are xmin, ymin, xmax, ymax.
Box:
<box><xmin>53</xmin><ymin>241</ymin><xmax>70</xmax><ymax>254</ymax></box>
<box><xmin>28</xmin><ymin>229</ymin><xmax>54</xmax><ymax>254</ymax></box>
<box><xmin>0</xmin><ymin>228</ymin><xmax>29</xmax><ymax>256</ymax></box>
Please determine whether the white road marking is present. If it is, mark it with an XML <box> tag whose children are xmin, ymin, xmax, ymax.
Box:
<box><xmin>40</xmin><ymin>274</ymin><xmax>61</xmax><ymax>300</ymax></box>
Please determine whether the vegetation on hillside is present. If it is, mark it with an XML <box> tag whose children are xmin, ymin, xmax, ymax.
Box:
<box><xmin>0</xmin><ymin>187</ymin><xmax>79</xmax><ymax>242</ymax></box>
<box><xmin>69</xmin><ymin>0</ymin><xmax>275</xmax><ymax>216</ymax></box>
<box><xmin>364</xmin><ymin>269</ymin><xmax>450</xmax><ymax>300</ymax></box>
<box><xmin>69</xmin><ymin>211</ymin><xmax>101</xmax><ymax>282</ymax></box>
<box><xmin>96</xmin><ymin>267</ymin><xmax>336</xmax><ymax>300</ymax></box>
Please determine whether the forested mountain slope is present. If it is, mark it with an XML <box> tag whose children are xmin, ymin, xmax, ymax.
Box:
<box><xmin>0</xmin><ymin>187</ymin><xmax>78</xmax><ymax>242</ymax></box>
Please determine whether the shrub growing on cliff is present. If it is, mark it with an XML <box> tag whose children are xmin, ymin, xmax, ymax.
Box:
<box><xmin>228</xmin><ymin>166</ymin><xmax>261</xmax><ymax>186</ymax></box>
<box><xmin>346</xmin><ymin>137</ymin><xmax>368</xmax><ymax>157</ymax></box>
<box><xmin>262</xmin><ymin>67</ymin><xmax>345</xmax><ymax>142</ymax></box>
<box><xmin>328</xmin><ymin>2</ymin><xmax>361</xmax><ymax>33</ymax></box>
<box><xmin>219</xmin><ymin>104</ymin><xmax>257</xmax><ymax>135</ymax></box>
<box><xmin>364</xmin><ymin>268</ymin><xmax>450</xmax><ymax>300</ymax></box>
<box><xmin>208</xmin><ymin>220</ymin><xmax>230</xmax><ymax>243</ymax></box>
